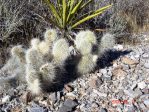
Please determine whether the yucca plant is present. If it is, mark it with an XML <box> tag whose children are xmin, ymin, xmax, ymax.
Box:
<box><xmin>43</xmin><ymin>0</ymin><xmax>112</xmax><ymax>40</ymax></box>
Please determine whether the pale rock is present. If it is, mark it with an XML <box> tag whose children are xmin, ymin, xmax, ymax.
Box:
<box><xmin>134</xmin><ymin>54</ymin><xmax>140</xmax><ymax>58</ymax></box>
<box><xmin>66</xmin><ymin>92</ymin><xmax>77</xmax><ymax>99</ymax></box>
<box><xmin>144</xmin><ymin>62</ymin><xmax>149</xmax><ymax>69</ymax></box>
<box><xmin>142</xmin><ymin>53</ymin><xmax>149</xmax><ymax>59</ymax></box>
<box><xmin>100</xmin><ymin>69</ymin><xmax>107</xmax><ymax>75</ymax></box>
<box><xmin>138</xmin><ymin>81</ymin><xmax>147</xmax><ymax>89</ymax></box>
<box><xmin>2</xmin><ymin>95</ymin><xmax>10</xmax><ymax>103</ymax></box>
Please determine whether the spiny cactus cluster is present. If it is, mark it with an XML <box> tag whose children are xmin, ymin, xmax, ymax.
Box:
<box><xmin>0</xmin><ymin>29</ymin><xmax>115</xmax><ymax>95</ymax></box>
<box><xmin>0</xmin><ymin>45</ymin><xmax>26</xmax><ymax>91</ymax></box>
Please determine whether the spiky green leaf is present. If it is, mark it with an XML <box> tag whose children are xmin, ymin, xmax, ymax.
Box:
<box><xmin>45</xmin><ymin>0</ymin><xmax>62</xmax><ymax>27</ymax></box>
<box><xmin>94</xmin><ymin>4</ymin><xmax>112</xmax><ymax>13</ymax></box>
<box><xmin>67</xmin><ymin>0</ymin><xmax>75</xmax><ymax>22</ymax></box>
<box><xmin>71</xmin><ymin>5</ymin><xmax>112</xmax><ymax>28</ymax></box>
<box><xmin>67</xmin><ymin>0</ymin><xmax>83</xmax><ymax>23</ymax></box>
<box><xmin>80</xmin><ymin>0</ymin><xmax>93</xmax><ymax>9</ymax></box>
<box><xmin>71</xmin><ymin>0</ymin><xmax>83</xmax><ymax>14</ymax></box>
<box><xmin>62</xmin><ymin>0</ymin><xmax>67</xmax><ymax>27</ymax></box>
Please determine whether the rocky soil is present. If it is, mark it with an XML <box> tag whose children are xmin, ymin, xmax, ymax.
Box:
<box><xmin>0</xmin><ymin>34</ymin><xmax>149</xmax><ymax>112</ymax></box>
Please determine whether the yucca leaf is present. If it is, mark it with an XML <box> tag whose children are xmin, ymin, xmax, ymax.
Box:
<box><xmin>45</xmin><ymin>0</ymin><xmax>62</xmax><ymax>27</ymax></box>
<box><xmin>80</xmin><ymin>0</ymin><xmax>93</xmax><ymax>10</ymax></box>
<box><xmin>67</xmin><ymin>0</ymin><xmax>75</xmax><ymax>22</ymax></box>
<box><xmin>58</xmin><ymin>0</ymin><xmax>62</xmax><ymax>4</ymax></box>
<box><xmin>72</xmin><ymin>10</ymin><xmax>95</xmax><ymax>24</ymax></box>
<box><xmin>73</xmin><ymin>4</ymin><xmax>112</xmax><ymax>24</ymax></box>
<box><xmin>94</xmin><ymin>4</ymin><xmax>112</xmax><ymax>13</ymax></box>
<box><xmin>71</xmin><ymin>5</ymin><xmax>112</xmax><ymax>28</ymax></box>
<box><xmin>67</xmin><ymin>0</ymin><xmax>83</xmax><ymax>23</ymax></box>
<box><xmin>69</xmin><ymin>0</ymin><xmax>75</xmax><ymax>11</ymax></box>
<box><xmin>62</xmin><ymin>0</ymin><xmax>67</xmax><ymax>28</ymax></box>
<box><xmin>57</xmin><ymin>0</ymin><xmax>62</xmax><ymax>17</ymax></box>
<box><xmin>67</xmin><ymin>0</ymin><xmax>71</xmax><ymax>8</ymax></box>
<box><xmin>71</xmin><ymin>0</ymin><xmax>83</xmax><ymax>14</ymax></box>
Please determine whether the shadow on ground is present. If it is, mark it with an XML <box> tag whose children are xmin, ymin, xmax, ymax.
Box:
<box><xmin>97</xmin><ymin>49</ymin><xmax>132</xmax><ymax>69</ymax></box>
<box><xmin>43</xmin><ymin>49</ymin><xmax>132</xmax><ymax>93</ymax></box>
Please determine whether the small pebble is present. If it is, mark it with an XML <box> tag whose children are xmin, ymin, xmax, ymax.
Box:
<box><xmin>2</xmin><ymin>95</ymin><xmax>10</xmax><ymax>103</ymax></box>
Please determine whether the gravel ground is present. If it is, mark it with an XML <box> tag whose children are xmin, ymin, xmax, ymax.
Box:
<box><xmin>0</xmin><ymin>34</ymin><xmax>149</xmax><ymax>112</ymax></box>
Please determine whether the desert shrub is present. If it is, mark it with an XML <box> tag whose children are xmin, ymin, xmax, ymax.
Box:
<box><xmin>86</xmin><ymin>0</ymin><xmax>149</xmax><ymax>43</ymax></box>
<box><xmin>108</xmin><ymin>0</ymin><xmax>149</xmax><ymax>42</ymax></box>
<box><xmin>0</xmin><ymin>0</ymin><xmax>51</xmax><ymax>46</ymax></box>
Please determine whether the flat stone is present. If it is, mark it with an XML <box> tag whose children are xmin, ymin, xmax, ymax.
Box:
<box><xmin>59</xmin><ymin>106</ymin><xmax>72</xmax><ymax>112</ymax></box>
<box><xmin>28</xmin><ymin>103</ymin><xmax>45</xmax><ymax>112</ymax></box>
<box><xmin>28</xmin><ymin>107</ymin><xmax>45</xmax><ymax>112</ymax></box>
<box><xmin>121</xmin><ymin>57</ymin><xmax>139</xmax><ymax>65</ymax></box>
<box><xmin>138</xmin><ymin>81</ymin><xmax>147</xmax><ymax>89</ymax></box>
<box><xmin>64</xmin><ymin>99</ymin><xmax>78</xmax><ymax>108</ymax></box>
<box><xmin>59</xmin><ymin>99</ymin><xmax>78</xmax><ymax>112</ymax></box>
